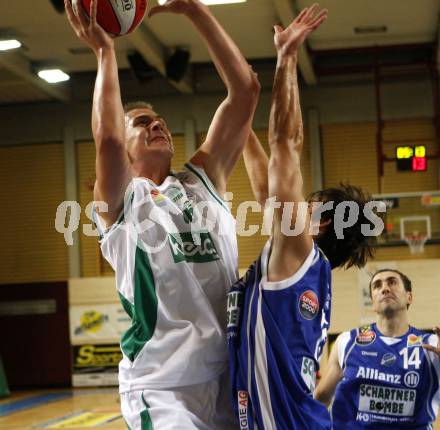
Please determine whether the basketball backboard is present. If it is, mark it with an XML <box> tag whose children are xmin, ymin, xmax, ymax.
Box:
<box><xmin>373</xmin><ymin>190</ymin><xmax>440</xmax><ymax>251</ymax></box>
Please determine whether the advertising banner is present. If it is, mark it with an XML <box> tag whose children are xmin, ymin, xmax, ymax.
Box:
<box><xmin>70</xmin><ymin>304</ymin><xmax>130</xmax><ymax>343</ymax></box>
<box><xmin>71</xmin><ymin>344</ymin><xmax>121</xmax><ymax>387</ymax></box>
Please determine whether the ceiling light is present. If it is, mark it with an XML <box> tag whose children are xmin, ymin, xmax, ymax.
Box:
<box><xmin>354</xmin><ymin>26</ymin><xmax>387</xmax><ymax>34</ymax></box>
<box><xmin>0</xmin><ymin>39</ymin><xmax>22</xmax><ymax>51</ymax></box>
<box><xmin>38</xmin><ymin>69</ymin><xmax>70</xmax><ymax>84</ymax></box>
<box><xmin>158</xmin><ymin>0</ymin><xmax>245</xmax><ymax>4</ymax></box>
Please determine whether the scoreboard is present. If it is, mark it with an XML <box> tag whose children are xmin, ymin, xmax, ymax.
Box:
<box><xmin>396</xmin><ymin>145</ymin><xmax>427</xmax><ymax>172</ymax></box>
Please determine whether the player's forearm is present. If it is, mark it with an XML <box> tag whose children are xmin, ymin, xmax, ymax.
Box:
<box><xmin>292</xmin><ymin>55</ymin><xmax>304</xmax><ymax>152</ymax></box>
<box><xmin>269</xmin><ymin>52</ymin><xmax>303</xmax><ymax>155</ymax></box>
<box><xmin>314</xmin><ymin>386</ymin><xmax>333</xmax><ymax>408</ymax></box>
<box><xmin>92</xmin><ymin>47</ymin><xmax>125</xmax><ymax>149</ymax></box>
<box><xmin>185</xmin><ymin>1</ymin><xmax>259</xmax><ymax>98</ymax></box>
<box><xmin>244</xmin><ymin>131</ymin><xmax>269</xmax><ymax>206</ymax></box>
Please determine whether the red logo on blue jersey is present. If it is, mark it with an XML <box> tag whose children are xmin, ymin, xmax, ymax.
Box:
<box><xmin>299</xmin><ymin>290</ymin><xmax>320</xmax><ymax>320</ymax></box>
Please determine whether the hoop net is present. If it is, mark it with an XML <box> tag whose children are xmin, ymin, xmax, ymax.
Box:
<box><xmin>404</xmin><ymin>232</ymin><xmax>428</xmax><ymax>254</ymax></box>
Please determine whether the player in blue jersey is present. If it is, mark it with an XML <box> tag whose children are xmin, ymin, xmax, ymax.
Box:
<box><xmin>315</xmin><ymin>269</ymin><xmax>440</xmax><ymax>429</ymax></box>
<box><xmin>227</xmin><ymin>4</ymin><xmax>377</xmax><ymax>430</ymax></box>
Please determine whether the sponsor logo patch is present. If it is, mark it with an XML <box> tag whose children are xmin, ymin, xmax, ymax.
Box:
<box><xmin>167</xmin><ymin>187</ymin><xmax>193</xmax><ymax>223</ymax></box>
<box><xmin>356</xmin><ymin>412</ymin><xmax>370</xmax><ymax>422</ymax></box>
<box><xmin>362</xmin><ymin>351</ymin><xmax>378</xmax><ymax>357</ymax></box>
<box><xmin>301</xmin><ymin>357</ymin><xmax>316</xmax><ymax>392</ymax></box>
<box><xmin>356</xmin><ymin>366</ymin><xmax>401</xmax><ymax>384</ymax></box>
<box><xmin>227</xmin><ymin>291</ymin><xmax>242</xmax><ymax>328</ymax></box>
<box><xmin>237</xmin><ymin>391</ymin><xmax>249</xmax><ymax>430</ymax></box>
<box><xmin>404</xmin><ymin>371</ymin><xmax>420</xmax><ymax>388</ymax></box>
<box><xmin>407</xmin><ymin>334</ymin><xmax>423</xmax><ymax>348</ymax></box>
<box><xmin>356</xmin><ymin>326</ymin><xmax>376</xmax><ymax>346</ymax></box>
<box><xmin>167</xmin><ymin>186</ymin><xmax>184</xmax><ymax>203</ymax></box>
<box><xmin>150</xmin><ymin>188</ymin><xmax>166</xmax><ymax>204</ymax></box>
<box><xmin>168</xmin><ymin>232</ymin><xmax>219</xmax><ymax>263</ymax></box>
<box><xmin>298</xmin><ymin>290</ymin><xmax>319</xmax><ymax>320</ymax></box>
<box><xmin>358</xmin><ymin>384</ymin><xmax>416</xmax><ymax>417</ymax></box>
<box><xmin>381</xmin><ymin>353</ymin><xmax>397</xmax><ymax>367</ymax></box>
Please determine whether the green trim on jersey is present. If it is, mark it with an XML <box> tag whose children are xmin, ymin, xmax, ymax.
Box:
<box><xmin>118</xmin><ymin>292</ymin><xmax>133</xmax><ymax>319</ymax></box>
<box><xmin>184</xmin><ymin>163</ymin><xmax>228</xmax><ymax>211</ymax></box>
<box><xmin>92</xmin><ymin>193</ymin><xmax>134</xmax><ymax>240</ymax></box>
<box><xmin>119</xmin><ymin>243</ymin><xmax>158</xmax><ymax>362</ymax></box>
<box><xmin>140</xmin><ymin>393</ymin><xmax>153</xmax><ymax>430</ymax></box>
<box><xmin>91</xmin><ymin>206</ymin><xmax>106</xmax><ymax>241</ymax></box>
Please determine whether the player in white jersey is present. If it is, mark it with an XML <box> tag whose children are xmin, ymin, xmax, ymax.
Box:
<box><xmin>315</xmin><ymin>269</ymin><xmax>440</xmax><ymax>429</ymax></box>
<box><xmin>65</xmin><ymin>0</ymin><xmax>260</xmax><ymax>428</ymax></box>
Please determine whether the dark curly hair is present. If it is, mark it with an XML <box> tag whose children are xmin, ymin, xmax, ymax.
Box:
<box><xmin>310</xmin><ymin>184</ymin><xmax>377</xmax><ymax>270</ymax></box>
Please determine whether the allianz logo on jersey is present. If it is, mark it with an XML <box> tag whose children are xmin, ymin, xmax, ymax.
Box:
<box><xmin>357</xmin><ymin>366</ymin><xmax>401</xmax><ymax>384</ymax></box>
<box><xmin>168</xmin><ymin>232</ymin><xmax>220</xmax><ymax>263</ymax></box>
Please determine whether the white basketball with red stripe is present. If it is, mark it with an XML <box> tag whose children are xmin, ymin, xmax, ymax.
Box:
<box><xmin>78</xmin><ymin>0</ymin><xmax>147</xmax><ymax>36</ymax></box>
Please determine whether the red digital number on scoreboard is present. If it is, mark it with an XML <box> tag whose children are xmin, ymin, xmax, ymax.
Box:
<box><xmin>412</xmin><ymin>157</ymin><xmax>427</xmax><ymax>171</ymax></box>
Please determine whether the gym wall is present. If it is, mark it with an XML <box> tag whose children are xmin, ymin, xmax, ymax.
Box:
<box><xmin>0</xmin><ymin>143</ymin><xmax>68</xmax><ymax>284</ymax></box>
<box><xmin>322</xmin><ymin>118</ymin><xmax>439</xmax><ymax>194</ymax></box>
<box><xmin>322</xmin><ymin>117</ymin><xmax>440</xmax><ymax>261</ymax></box>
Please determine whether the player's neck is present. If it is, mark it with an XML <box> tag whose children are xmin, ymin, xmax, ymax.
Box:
<box><xmin>376</xmin><ymin>312</ymin><xmax>410</xmax><ymax>338</ymax></box>
<box><xmin>132</xmin><ymin>159</ymin><xmax>171</xmax><ymax>185</ymax></box>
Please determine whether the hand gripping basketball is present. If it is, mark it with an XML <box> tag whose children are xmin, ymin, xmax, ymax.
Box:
<box><xmin>65</xmin><ymin>0</ymin><xmax>114</xmax><ymax>53</ymax></box>
<box><xmin>67</xmin><ymin>0</ymin><xmax>147</xmax><ymax>42</ymax></box>
<box><xmin>81</xmin><ymin>0</ymin><xmax>147</xmax><ymax>36</ymax></box>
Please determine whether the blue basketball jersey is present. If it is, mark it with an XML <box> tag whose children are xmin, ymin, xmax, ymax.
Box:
<box><xmin>227</xmin><ymin>240</ymin><xmax>332</xmax><ymax>430</ymax></box>
<box><xmin>332</xmin><ymin>324</ymin><xmax>440</xmax><ymax>429</ymax></box>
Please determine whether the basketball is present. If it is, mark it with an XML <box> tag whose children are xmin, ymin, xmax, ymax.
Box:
<box><xmin>77</xmin><ymin>0</ymin><xmax>147</xmax><ymax>36</ymax></box>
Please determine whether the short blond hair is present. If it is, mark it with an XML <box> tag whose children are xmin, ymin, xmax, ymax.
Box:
<box><xmin>123</xmin><ymin>101</ymin><xmax>154</xmax><ymax>114</ymax></box>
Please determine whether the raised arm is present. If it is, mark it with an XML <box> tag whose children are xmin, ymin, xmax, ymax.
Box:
<box><xmin>267</xmin><ymin>5</ymin><xmax>327</xmax><ymax>282</ymax></box>
<box><xmin>314</xmin><ymin>335</ymin><xmax>344</xmax><ymax>407</ymax></box>
<box><xmin>150</xmin><ymin>0</ymin><xmax>260</xmax><ymax>196</ymax></box>
<box><xmin>65</xmin><ymin>0</ymin><xmax>131</xmax><ymax>226</ymax></box>
<box><xmin>243</xmin><ymin>131</ymin><xmax>269</xmax><ymax>207</ymax></box>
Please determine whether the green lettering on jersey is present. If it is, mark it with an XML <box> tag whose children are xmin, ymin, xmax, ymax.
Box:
<box><xmin>168</xmin><ymin>232</ymin><xmax>220</xmax><ymax>263</ymax></box>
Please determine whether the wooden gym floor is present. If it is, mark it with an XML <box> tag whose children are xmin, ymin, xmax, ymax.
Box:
<box><xmin>0</xmin><ymin>388</ymin><xmax>125</xmax><ymax>429</ymax></box>
<box><xmin>1</xmin><ymin>388</ymin><xmax>439</xmax><ymax>429</ymax></box>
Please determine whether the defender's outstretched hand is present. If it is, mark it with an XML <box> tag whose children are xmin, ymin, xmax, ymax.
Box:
<box><xmin>149</xmin><ymin>0</ymin><xmax>200</xmax><ymax>17</ymax></box>
<box><xmin>65</xmin><ymin>0</ymin><xmax>114</xmax><ymax>54</ymax></box>
<box><xmin>422</xmin><ymin>326</ymin><xmax>440</xmax><ymax>358</ymax></box>
<box><xmin>274</xmin><ymin>3</ymin><xmax>327</xmax><ymax>56</ymax></box>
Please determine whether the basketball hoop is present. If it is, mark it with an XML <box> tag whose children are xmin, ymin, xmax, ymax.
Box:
<box><xmin>404</xmin><ymin>232</ymin><xmax>428</xmax><ymax>254</ymax></box>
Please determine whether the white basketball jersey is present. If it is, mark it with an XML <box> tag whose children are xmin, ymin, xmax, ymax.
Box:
<box><xmin>93</xmin><ymin>163</ymin><xmax>238</xmax><ymax>392</ymax></box>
